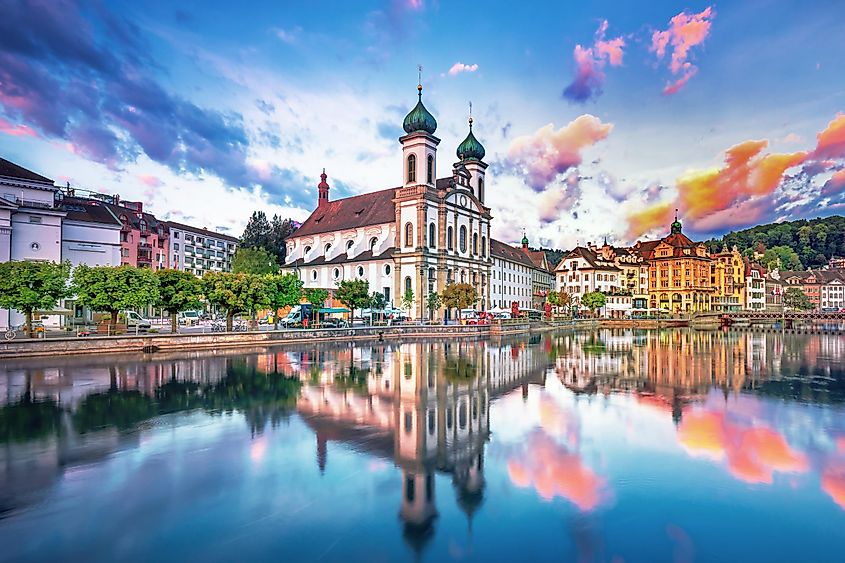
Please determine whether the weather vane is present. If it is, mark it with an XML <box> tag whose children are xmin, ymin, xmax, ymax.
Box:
<box><xmin>417</xmin><ymin>64</ymin><xmax>422</xmax><ymax>84</ymax></box>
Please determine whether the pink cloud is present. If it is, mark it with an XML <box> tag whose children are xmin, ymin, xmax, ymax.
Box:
<box><xmin>507</xmin><ymin>114</ymin><xmax>613</xmax><ymax>190</ymax></box>
<box><xmin>651</xmin><ymin>7</ymin><xmax>715</xmax><ymax>95</ymax></box>
<box><xmin>138</xmin><ymin>174</ymin><xmax>163</xmax><ymax>188</ymax></box>
<box><xmin>563</xmin><ymin>20</ymin><xmax>625</xmax><ymax>103</ymax></box>
<box><xmin>447</xmin><ymin>62</ymin><xmax>478</xmax><ymax>76</ymax></box>
<box><xmin>0</xmin><ymin>117</ymin><xmax>38</xmax><ymax>138</ymax></box>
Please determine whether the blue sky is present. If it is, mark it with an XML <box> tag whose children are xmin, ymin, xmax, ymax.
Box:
<box><xmin>1</xmin><ymin>0</ymin><xmax>844</xmax><ymax>247</ymax></box>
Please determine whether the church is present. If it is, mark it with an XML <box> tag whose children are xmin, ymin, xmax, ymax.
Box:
<box><xmin>283</xmin><ymin>83</ymin><xmax>498</xmax><ymax>319</ymax></box>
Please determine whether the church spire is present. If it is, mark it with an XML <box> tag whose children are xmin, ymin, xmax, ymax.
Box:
<box><xmin>670</xmin><ymin>208</ymin><xmax>683</xmax><ymax>235</ymax></box>
<box><xmin>317</xmin><ymin>168</ymin><xmax>330</xmax><ymax>208</ymax></box>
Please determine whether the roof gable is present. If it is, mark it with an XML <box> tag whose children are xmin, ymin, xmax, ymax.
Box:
<box><xmin>293</xmin><ymin>187</ymin><xmax>397</xmax><ymax>238</ymax></box>
<box><xmin>0</xmin><ymin>157</ymin><xmax>54</xmax><ymax>185</ymax></box>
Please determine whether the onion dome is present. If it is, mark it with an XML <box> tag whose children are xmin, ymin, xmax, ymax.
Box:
<box><xmin>670</xmin><ymin>209</ymin><xmax>682</xmax><ymax>235</ymax></box>
<box><xmin>521</xmin><ymin>232</ymin><xmax>529</xmax><ymax>247</ymax></box>
<box><xmin>456</xmin><ymin>117</ymin><xmax>485</xmax><ymax>161</ymax></box>
<box><xmin>403</xmin><ymin>85</ymin><xmax>437</xmax><ymax>135</ymax></box>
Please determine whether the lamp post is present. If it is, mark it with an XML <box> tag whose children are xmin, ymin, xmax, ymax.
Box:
<box><xmin>419</xmin><ymin>264</ymin><xmax>426</xmax><ymax>323</ymax></box>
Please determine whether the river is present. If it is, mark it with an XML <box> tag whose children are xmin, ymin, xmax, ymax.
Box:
<box><xmin>1</xmin><ymin>329</ymin><xmax>844</xmax><ymax>562</ymax></box>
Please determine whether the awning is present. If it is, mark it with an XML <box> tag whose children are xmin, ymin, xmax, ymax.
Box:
<box><xmin>319</xmin><ymin>307</ymin><xmax>351</xmax><ymax>314</ymax></box>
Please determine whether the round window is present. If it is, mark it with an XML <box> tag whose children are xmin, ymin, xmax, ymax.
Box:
<box><xmin>30</xmin><ymin>242</ymin><xmax>40</xmax><ymax>252</ymax></box>
<box><xmin>333</xmin><ymin>267</ymin><xmax>340</xmax><ymax>280</ymax></box>
<box><xmin>384</xmin><ymin>264</ymin><xmax>391</xmax><ymax>275</ymax></box>
<box><xmin>311</xmin><ymin>270</ymin><xmax>318</xmax><ymax>281</ymax></box>
<box><xmin>357</xmin><ymin>266</ymin><xmax>365</xmax><ymax>277</ymax></box>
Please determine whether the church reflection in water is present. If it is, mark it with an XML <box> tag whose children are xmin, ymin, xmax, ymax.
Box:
<box><xmin>255</xmin><ymin>336</ymin><xmax>549</xmax><ymax>550</ymax></box>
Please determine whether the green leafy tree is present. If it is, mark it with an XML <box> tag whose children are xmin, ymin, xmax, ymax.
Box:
<box><xmin>304</xmin><ymin>288</ymin><xmax>329</xmax><ymax>308</ymax></box>
<box><xmin>426</xmin><ymin>291</ymin><xmax>442</xmax><ymax>321</ymax></box>
<box><xmin>581</xmin><ymin>291</ymin><xmax>607</xmax><ymax>316</ymax></box>
<box><xmin>269</xmin><ymin>215</ymin><xmax>298</xmax><ymax>263</ymax></box>
<box><xmin>782</xmin><ymin>287</ymin><xmax>814</xmax><ymax>311</ymax></box>
<box><xmin>0</xmin><ymin>260</ymin><xmax>71</xmax><ymax>337</ymax></box>
<box><xmin>335</xmin><ymin>279</ymin><xmax>371</xmax><ymax>321</ymax></box>
<box><xmin>73</xmin><ymin>265</ymin><xmax>159</xmax><ymax>333</ymax></box>
<box><xmin>547</xmin><ymin>291</ymin><xmax>559</xmax><ymax>306</ymax></box>
<box><xmin>761</xmin><ymin>245</ymin><xmax>803</xmax><ymax>271</ymax></box>
<box><xmin>441</xmin><ymin>283</ymin><xmax>478</xmax><ymax>318</ymax></box>
<box><xmin>202</xmin><ymin>272</ymin><xmax>270</xmax><ymax>331</ymax></box>
<box><xmin>264</xmin><ymin>273</ymin><xmax>303</xmax><ymax>328</ymax></box>
<box><xmin>401</xmin><ymin>288</ymin><xmax>415</xmax><ymax>318</ymax></box>
<box><xmin>370</xmin><ymin>292</ymin><xmax>387</xmax><ymax>323</ymax></box>
<box><xmin>233</xmin><ymin>246</ymin><xmax>279</xmax><ymax>275</ymax></box>
<box><xmin>155</xmin><ymin>269</ymin><xmax>203</xmax><ymax>333</ymax></box>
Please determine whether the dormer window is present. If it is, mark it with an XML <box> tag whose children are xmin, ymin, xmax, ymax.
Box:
<box><xmin>346</xmin><ymin>240</ymin><xmax>354</xmax><ymax>252</ymax></box>
<box><xmin>370</xmin><ymin>237</ymin><xmax>378</xmax><ymax>252</ymax></box>
<box><xmin>304</xmin><ymin>245</ymin><xmax>312</xmax><ymax>255</ymax></box>
<box><xmin>324</xmin><ymin>243</ymin><xmax>332</xmax><ymax>254</ymax></box>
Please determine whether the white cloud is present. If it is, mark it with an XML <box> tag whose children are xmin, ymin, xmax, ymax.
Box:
<box><xmin>448</xmin><ymin>62</ymin><xmax>479</xmax><ymax>76</ymax></box>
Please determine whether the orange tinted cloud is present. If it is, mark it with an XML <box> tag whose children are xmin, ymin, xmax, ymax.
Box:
<box><xmin>651</xmin><ymin>7</ymin><xmax>716</xmax><ymax>94</ymax></box>
<box><xmin>507</xmin><ymin>431</ymin><xmax>606</xmax><ymax>510</ymax></box>
<box><xmin>812</xmin><ymin>113</ymin><xmax>845</xmax><ymax>159</ymax></box>
<box><xmin>822</xmin><ymin>464</ymin><xmax>845</xmax><ymax>510</ymax></box>
<box><xmin>626</xmin><ymin>201</ymin><xmax>674</xmax><ymax>239</ymax></box>
<box><xmin>677</xmin><ymin>409</ymin><xmax>807</xmax><ymax>485</ymax></box>
<box><xmin>507</xmin><ymin>115</ymin><xmax>613</xmax><ymax>190</ymax></box>
<box><xmin>563</xmin><ymin>21</ymin><xmax>625</xmax><ymax>103</ymax></box>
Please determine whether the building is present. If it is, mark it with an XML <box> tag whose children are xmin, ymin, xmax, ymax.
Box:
<box><xmin>101</xmin><ymin>198</ymin><xmax>169</xmax><ymax>270</ymax></box>
<box><xmin>765</xmin><ymin>270</ymin><xmax>784</xmax><ymax>311</ymax></box>
<box><xmin>819</xmin><ymin>270</ymin><xmax>845</xmax><ymax>311</ymax></box>
<box><xmin>490</xmin><ymin>239</ymin><xmax>535</xmax><ymax>310</ymax></box>
<box><xmin>0</xmin><ymin>157</ymin><xmax>65</xmax><ymax>330</ymax></box>
<box><xmin>283</xmin><ymin>84</ymin><xmax>494</xmax><ymax>320</ymax></box>
<box><xmin>166</xmin><ymin>221</ymin><xmax>238</xmax><ymax>276</ymax></box>
<box><xmin>744</xmin><ymin>260</ymin><xmax>766</xmax><ymax>311</ymax></box>
<box><xmin>633</xmin><ymin>215</ymin><xmax>713</xmax><ymax>313</ymax></box>
<box><xmin>555</xmin><ymin>245</ymin><xmax>624</xmax><ymax>309</ymax></box>
<box><xmin>828</xmin><ymin>256</ymin><xmax>845</xmax><ymax>270</ymax></box>
<box><xmin>710</xmin><ymin>246</ymin><xmax>745</xmax><ymax>311</ymax></box>
<box><xmin>519</xmin><ymin>234</ymin><xmax>555</xmax><ymax>310</ymax></box>
<box><xmin>781</xmin><ymin>270</ymin><xmax>821</xmax><ymax>310</ymax></box>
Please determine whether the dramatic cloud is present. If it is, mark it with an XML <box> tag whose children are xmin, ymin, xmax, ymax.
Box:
<box><xmin>811</xmin><ymin>113</ymin><xmax>845</xmax><ymax>160</ymax></box>
<box><xmin>447</xmin><ymin>62</ymin><xmax>478</xmax><ymax>76</ymax></box>
<box><xmin>506</xmin><ymin>114</ymin><xmax>613</xmax><ymax>191</ymax></box>
<box><xmin>651</xmin><ymin>7</ymin><xmax>715</xmax><ymax>95</ymax></box>
<box><xmin>0</xmin><ymin>0</ymin><xmax>296</xmax><ymax>199</ymax></box>
<box><xmin>627</xmin><ymin>136</ymin><xmax>807</xmax><ymax>238</ymax></box>
<box><xmin>563</xmin><ymin>20</ymin><xmax>625</xmax><ymax>103</ymax></box>
<box><xmin>538</xmin><ymin>170</ymin><xmax>582</xmax><ymax>224</ymax></box>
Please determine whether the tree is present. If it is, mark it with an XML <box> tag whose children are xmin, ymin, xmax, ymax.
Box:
<box><xmin>581</xmin><ymin>291</ymin><xmax>607</xmax><ymax>316</ymax></box>
<box><xmin>401</xmin><ymin>288</ymin><xmax>415</xmax><ymax>318</ymax></box>
<box><xmin>269</xmin><ymin>215</ymin><xmax>298</xmax><ymax>264</ymax></box>
<box><xmin>264</xmin><ymin>273</ymin><xmax>304</xmax><ymax>329</ymax></box>
<box><xmin>441</xmin><ymin>283</ymin><xmax>478</xmax><ymax>318</ymax></box>
<box><xmin>233</xmin><ymin>246</ymin><xmax>279</xmax><ymax>275</ymax></box>
<box><xmin>782</xmin><ymin>287</ymin><xmax>814</xmax><ymax>311</ymax></box>
<box><xmin>304</xmin><ymin>288</ymin><xmax>329</xmax><ymax>308</ymax></box>
<box><xmin>370</xmin><ymin>292</ymin><xmax>387</xmax><ymax>323</ymax></box>
<box><xmin>155</xmin><ymin>269</ymin><xmax>203</xmax><ymax>333</ymax></box>
<box><xmin>240</xmin><ymin>211</ymin><xmax>272</xmax><ymax>250</ymax></box>
<box><xmin>557</xmin><ymin>291</ymin><xmax>573</xmax><ymax>315</ymax></box>
<box><xmin>202</xmin><ymin>272</ymin><xmax>270</xmax><ymax>331</ymax></box>
<box><xmin>0</xmin><ymin>261</ymin><xmax>71</xmax><ymax>337</ymax></box>
<box><xmin>426</xmin><ymin>291</ymin><xmax>442</xmax><ymax>321</ymax></box>
<box><xmin>547</xmin><ymin>291</ymin><xmax>559</xmax><ymax>307</ymax></box>
<box><xmin>761</xmin><ymin>245</ymin><xmax>802</xmax><ymax>271</ymax></box>
<box><xmin>335</xmin><ymin>280</ymin><xmax>371</xmax><ymax>321</ymax></box>
<box><xmin>73</xmin><ymin>265</ymin><xmax>159</xmax><ymax>333</ymax></box>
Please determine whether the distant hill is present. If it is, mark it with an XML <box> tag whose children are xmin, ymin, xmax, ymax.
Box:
<box><xmin>528</xmin><ymin>247</ymin><xmax>568</xmax><ymax>268</ymax></box>
<box><xmin>705</xmin><ymin>215</ymin><xmax>844</xmax><ymax>270</ymax></box>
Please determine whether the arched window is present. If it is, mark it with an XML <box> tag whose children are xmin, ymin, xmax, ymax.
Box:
<box><xmin>304</xmin><ymin>245</ymin><xmax>312</xmax><ymax>255</ymax></box>
<box><xmin>472</xmin><ymin>233</ymin><xmax>478</xmax><ymax>255</ymax></box>
<box><xmin>426</xmin><ymin>155</ymin><xmax>433</xmax><ymax>184</ymax></box>
<box><xmin>460</xmin><ymin>270</ymin><xmax>466</xmax><ymax>284</ymax></box>
<box><xmin>447</xmin><ymin>226</ymin><xmax>454</xmax><ymax>250</ymax></box>
<box><xmin>324</xmin><ymin>243</ymin><xmax>332</xmax><ymax>254</ymax></box>
<box><xmin>407</xmin><ymin>154</ymin><xmax>416</xmax><ymax>183</ymax></box>
<box><xmin>369</xmin><ymin>237</ymin><xmax>378</xmax><ymax>252</ymax></box>
<box><xmin>459</xmin><ymin>226</ymin><xmax>467</xmax><ymax>253</ymax></box>
<box><xmin>404</xmin><ymin>222</ymin><xmax>413</xmax><ymax>247</ymax></box>
<box><xmin>478</xmin><ymin>177</ymin><xmax>484</xmax><ymax>200</ymax></box>
<box><xmin>346</xmin><ymin>240</ymin><xmax>354</xmax><ymax>252</ymax></box>
<box><xmin>481</xmin><ymin>236</ymin><xmax>487</xmax><ymax>258</ymax></box>
<box><xmin>404</xmin><ymin>276</ymin><xmax>412</xmax><ymax>294</ymax></box>
<box><xmin>428</xmin><ymin>223</ymin><xmax>436</xmax><ymax>248</ymax></box>
<box><xmin>333</xmin><ymin>267</ymin><xmax>340</xmax><ymax>280</ymax></box>
<box><xmin>357</xmin><ymin>266</ymin><xmax>365</xmax><ymax>278</ymax></box>
<box><xmin>311</xmin><ymin>270</ymin><xmax>317</xmax><ymax>281</ymax></box>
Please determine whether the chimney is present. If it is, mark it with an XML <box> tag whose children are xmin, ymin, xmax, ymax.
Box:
<box><xmin>317</xmin><ymin>169</ymin><xmax>330</xmax><ymax>208</ymax></box>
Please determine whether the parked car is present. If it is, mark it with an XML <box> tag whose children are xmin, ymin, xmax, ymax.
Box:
<box><xmin>179</xmin><ymin>310</ymin><xmax>200</xmax><ymax>326</ymax></box>
<box><xmin>321</xmin><ymin>318</ymin><xmax>348</xmax><ymax>328</ymax></box>
<box><xmin>124</xmin><ymin>310</ymin><xmax>151</xmax><ymax>330</ymax></box>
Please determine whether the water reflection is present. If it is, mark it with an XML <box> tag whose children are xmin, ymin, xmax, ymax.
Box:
<box><xmin>1</xmin><ymin>329</ymin><xmax>845</xmax><ymax>560</ymax></box>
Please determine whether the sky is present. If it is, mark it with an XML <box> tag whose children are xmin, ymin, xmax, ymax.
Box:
<box><xmin>1</xmin><ymin>0</ymin><xmax>845</xmax><ymax>249</ymax></box>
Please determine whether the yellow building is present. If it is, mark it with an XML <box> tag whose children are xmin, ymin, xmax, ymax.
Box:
<box><xmin>632</xmin><ymin>215</ymin><xmax>714</xmax><ymax>313</ymax></box>
<box><xmin>710</xmin><ymin>245</ymin><xmax>745</xmax><ymax>311</ymax></box>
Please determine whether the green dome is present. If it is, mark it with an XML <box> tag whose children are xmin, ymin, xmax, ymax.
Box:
<box><xmin>670</xmin><ymin>211</ymin><xmax>682</xmax><ymax>234</ymax></box>
<box><xmin>403</xmin><ymin>85</ymin><xmax>437</xmax><ymax>135</ymax></box>
<box><xmin>456</xmin><ymin>119</ymin><xmax>485</xmax><ymax>161</ymax></box>
<box><xmin>521</xmin><ymin>233</ymin><xmax>529</xmax><ymax>246</ymax></box>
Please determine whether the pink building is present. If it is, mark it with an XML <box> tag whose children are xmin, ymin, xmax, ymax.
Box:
<box><xmin>103</xmin><ymin>198</ymin><xmax>169</xmax><ymax>270</ymax></box>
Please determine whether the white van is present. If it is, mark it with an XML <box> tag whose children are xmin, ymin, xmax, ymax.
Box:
<box><xmin>179</xmin><ymin>310</ymin><xmax>200</xmax><ymax>326</ymax></box>
<box><xmin>124</xmin><ymin>311</ymin><xmax>151</xmax><ymax>330</ymax></box>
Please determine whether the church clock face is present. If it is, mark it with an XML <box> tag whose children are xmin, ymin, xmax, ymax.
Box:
<box><xmin>459</xmin><ymin>195</ymin><xmax>467</xmax><ymax>208</ymax></box>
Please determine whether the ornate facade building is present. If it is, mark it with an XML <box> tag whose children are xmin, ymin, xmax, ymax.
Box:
<box><xmin>283</xmin><ymin>84</ymin><xmax>549</xmax><ymax>318</ymax></box>
<box><xmin>710</xmin><ymin>245</ymin><xmax>745</xmax><ymax>311</ymax></box>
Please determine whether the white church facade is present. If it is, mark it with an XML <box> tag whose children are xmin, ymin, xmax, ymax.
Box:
<box><xmin>283</xmin><ymin>84</ymin><xmax>505</xmax><ymax>319</ymax></box>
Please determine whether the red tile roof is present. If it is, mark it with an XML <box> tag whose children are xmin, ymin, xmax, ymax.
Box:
<box><xmin>293</xmin><ymin>187</ymin><xmax>398</xmax><ymax>238</ymax></box>
<box><xmin>491</xmin><ymin>239</ymin><xmax>537</xmax><ymax>268</ymax></box>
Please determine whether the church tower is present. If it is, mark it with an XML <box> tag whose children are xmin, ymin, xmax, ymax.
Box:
<box><xmin>456</xmin><ymin>116</ymin><xmax>488</xmax><ymax>202</ymax></box>
<box><xmin>400</xmin><ymin>83</ymin><xmax>440</xmax><ymax>188</ymax></box>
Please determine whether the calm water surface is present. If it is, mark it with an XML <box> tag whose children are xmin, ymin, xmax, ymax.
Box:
<box><xmin>1</xmin><ymin>329</ymin><xmax>845</xmax><ymax>562</ymax></box>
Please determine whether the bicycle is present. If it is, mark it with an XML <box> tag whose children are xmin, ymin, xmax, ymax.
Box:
<box><xmin>4</xmin><ymin>324</ymin><xmax>24</xmax><ymax>341</ymax></box>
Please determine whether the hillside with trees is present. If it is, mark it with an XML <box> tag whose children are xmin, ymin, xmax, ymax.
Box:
<box><xmin>705</xmin><ymin>215</ymin><xmax>844</xmax><ymax>270</ymax></box>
